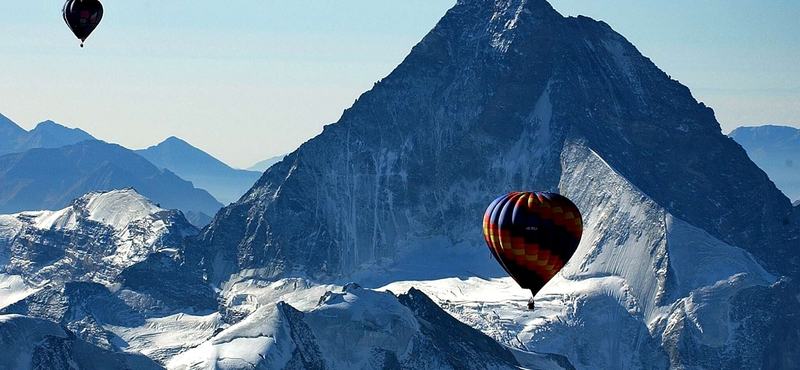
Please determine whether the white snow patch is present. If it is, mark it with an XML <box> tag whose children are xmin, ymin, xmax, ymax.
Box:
<box><xmin>32</xmin><ymin>189</ymin><xmax>163</xmax><ymax>232</ymax></box>
<box><xmin>0</xmin><ymin>274</ymin><xmax>37</xmax><ymax>309</ymax></box>
<box><xmin>601</xmin><ymin>38</ymin><xmax>644</xmax><ymax>99</ymax></box>
<box><xmin>167</xmin><ymin>305</ymin><xmax>293</xmax><ymax>370</ymax></box>
<box><xmin>107</xmin><ymin>310</ymin><xmax>223</xmax><ymax>364</ymax></box>
<box><xmin>0</xmin><ymin>188</ymin><xmax>189</xmax><ymax>286</ymax></box>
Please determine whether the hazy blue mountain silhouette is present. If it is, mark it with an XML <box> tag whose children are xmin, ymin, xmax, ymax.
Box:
<box><xmin>0</xmin><ymin>114</ymin><xmax>95</xmax><ymax>155</ymax></box>
<box><xmin>136</xmin><ymin>136</ymin><xmax>261</xmax><ymax>205</ymax></box>
<box><xmin>29</xmin><ymin>120</ymin><xmax>95</xmax><ymax>146</ymax></box>
<box><xmin>0</xmin><ymin>113</ymin><xmax>30</xmax><ymax>155</ymax></box>
<box><xmin>247</xmin><ymin>154</ymin><xmax>286</xmax><ymax>172</ymax></box>
<box><xmin>730</xmin><ymin>125</ymin><xmax>800</xmax><ymax>202</ymax></box>
<box><xmin>0</xmin><ymin>140</ymin><xmax>222</xmax><ymax>224</ymax></box>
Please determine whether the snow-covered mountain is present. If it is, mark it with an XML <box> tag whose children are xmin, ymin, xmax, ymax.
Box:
<box><xmin>0</xmin><ymin>189</ymin><xmax>218</xmax><ymax>360</ymax></box>
<box><xmin>4</xmin><ymin>0</ymin><xmax>800</xmax><ymax>368</ymax></box>
<box><xmin>0</xmin><ymin>314</ymin><xmax>162</xmax><ymax>370</ymax></box>
<box><xmin>0</xmin><ymin>139</ymin><xmax>223</xmax><ymax>225</ymax></box>
<box><xmin>168</xmin><ymin>283</ymin><xmax>523</xmax><ymax>370</ymax></box>
<box><xmin>187</xmin><ymin>0</ymin><xmax>799</xmax><ymax>368</ymax></box>
<box><xmin>729</xmin><ymin>125</ymin><xmax>800</xmax><ymax>202</ymax></box>
<box><xmin>0</xmin><ymin>193</ymin><xmax>524</xmax><ymax>369</ymax></box>
<box><xmin>0</xmin><ymin>188</ymin><xmax>197</xmax><ymax>286</ymax></box>
<box><xmin>136</xmin><ymin>136</ymin><xmax>261</xmax><ymax>205</ymax></box>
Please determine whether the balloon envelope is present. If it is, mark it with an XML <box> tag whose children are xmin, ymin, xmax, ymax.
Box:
<box><xmin>483</xmin><ymin>191</ymin><xmax>582</xmax><ymax>295</ymax></box>
<box><xmin>62</xmin><ymin>0</ymin><xmax>103</xmax><ymax>43</ymax></box>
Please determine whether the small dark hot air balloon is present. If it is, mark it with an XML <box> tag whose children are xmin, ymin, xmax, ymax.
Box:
<box><xmin>483</xmin><ymin>191</ymin><xmax>583</xmax><ymax>309</ymax></box>
<box><xmin>62</xmin><ymin>0</ymin><xmax>104</xmax><ymax>47</ymax></box>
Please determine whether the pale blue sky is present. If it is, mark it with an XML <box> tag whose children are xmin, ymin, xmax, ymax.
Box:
<box><xmin>1</xmin><ymin>1</ymin><xmax>798</xmax><ymax>168</ymax></box>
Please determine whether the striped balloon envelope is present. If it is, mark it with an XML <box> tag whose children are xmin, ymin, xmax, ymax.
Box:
<box><xmin>483</xmin><ymin>191</ymin><xmax>582</xmax><ymax>303</ymax></box>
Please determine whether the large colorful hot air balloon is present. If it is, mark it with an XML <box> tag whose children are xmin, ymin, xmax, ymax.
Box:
<box><xmin>483</xmin><ymin>191</ymin><xmax>582</xmax><ymax>309</ymax></box>
<box><xmin>62</xmin><ymin>0</ymin><xmax>104</xmax><ymax>47</ymax></box>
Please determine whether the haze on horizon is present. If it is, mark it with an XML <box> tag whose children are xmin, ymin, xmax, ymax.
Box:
<box><xmin>1</xmin><ymin>0</ymin><xmax>797</xmax><ymax>168</ymax></box>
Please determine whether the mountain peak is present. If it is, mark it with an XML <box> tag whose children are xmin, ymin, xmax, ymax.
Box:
<box><xmin>30</xmin><ymin>120</ymin><xmax>95</xmax><ymax>145</ymax></box>
<box><xmin>143</xmin><ymin>135</ymin><xmax>194</xmax><ymax>151</ymax></box>
<box><xmin>32</xmin><ymin>119</ymin><xmax>59</xmax><ymax>129</ymax></box>
<box><xmin>193</xmin><ymin>1</ymin><xmax>798</xmax><ymax>367</ymax></box>
<box><xmin>0</xmin><ymin>188</ymin><xmax>198</xmax><ymax>286</ymax></box>
<box><xmin>730</xmin><ymin>125</ymin><xmax>800</xmax><ymax>142</ymax></box>
<box><xmin>136</xmin><ymin>136</ymin><xmax>261</xmax><ymax>205</ymax></box>
<box><xmin>162</xmin><ymin>135</ymin><xmax>190</xmax><ymax>146</ymax></box>
<box><xmin>141</xmin><ymin>136</ymin><xmax>218</xmax><ymax>164</ymax></box>
<box><xmin>202</xmin><ymin>0</ymin><xmax>781</xmax><ymax>280</ymax></box>
<box><xmin>30</xmin><ymin>188</ymin><xmax>174</xmax><ymax>232</ymax></box>
<box><xmin>456</xmin><ymin>0</ymin><xmax>557</xmax><ymax>13</ymax></box>
<box><xmin>0</xmin><ymin>112</ymin><xmax>26</xmax><ymax>136</ymax></box>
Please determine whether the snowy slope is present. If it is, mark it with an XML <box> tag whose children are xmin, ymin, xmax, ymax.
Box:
<box><xmin>0</xmin><ymin>273</ymin><xmax>38</xmax><ymax>310</ymax></box>
<box><xmin>368</xmin><ymin>144</ymin><xmax>778</xmax><ymax>369</ymax></box>
<box><xmin>167</xmin><ymin>281</ymin><xmax>521</xmax><ymax>370</ymax></box>
<box><xmin>0</xmin><ymin>314</ymin><xmax>163</xmax><ymax>370</ymax></box>
<box><xmin>3</xmin><ymin>0</ymin><xmax>799</xmax><ymax>368</ymax></box>
<box><xmin>0</xmin><ymin>188</ymin><xmax>197</xmax><ymax>287</ymax></box>
<box><xmin>182</xmin><ymin>0</ymin><xmax>798</xmax><ymax>368</ymax></box>
<box><xmin>0</xmin><ymin>189</ymin><xmax>218</xmax><ymax>363</ymax></box>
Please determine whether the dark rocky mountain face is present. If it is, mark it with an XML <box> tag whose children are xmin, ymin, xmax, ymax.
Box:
<box><xmin>0</xmin><ymin>314</ymin><xmax>164</xmax><ymax>370</ymax></box>
<box><xmin>197</xmin><ymin>0</ymin><xmax>796</xmax><ymax>281</ymax></box>
<box><xmin>0</xmin><ymin>139</ymin><xmax>223</xmax><ymax>221</ymax></box>
<box><xmin>191</xmin><ymin>0</ymin><xmax>798</xmax><ymax>368</ymax></box>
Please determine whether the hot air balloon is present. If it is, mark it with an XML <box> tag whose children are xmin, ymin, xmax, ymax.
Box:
<box><xmin>483</xmin><ymin>191</ymin><xmax>582</xmax><ymax>309</ymax></box>
<box><xmin>62</xmin><ymin>0</ymin><xmax>104</xmax><ymax>47</ymax></box>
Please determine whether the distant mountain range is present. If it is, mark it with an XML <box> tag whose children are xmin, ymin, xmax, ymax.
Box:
<box><xmin>0</xmin><ymin>139</ymin><xmax>222</xmax><ymax>225</ymax></box>
<box><xmin>0</xmin><ymin>114</ymin><xmax>282</xmax><ymax>224</ymax></box>
<box><xmin>136</xmin><ymin>136</ymin><xmax>262</xmax><ymax>205</ymax></box>
<box><xmin>729</xmin><ymin>125</ymin><xmax>800</xmax><ymax>202</ymax></box>
<box><xmin>1</xmin><ymin>114</ymin><xmax>275</xmax><ymax>207</ymax></box>
<box><xmin>247</xmin><ymin>154</ymin><xmax>286</xmax><ymax>172</ymax></box>
<box><xmin>0</xmin><ymin>113</ymin><xmax>95</xmax><ymax>155</ymax></box>
<box><xmin>3</xmin><ymin>4</ymin><xmax>800</xmax><ymax>365</ymax></box>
